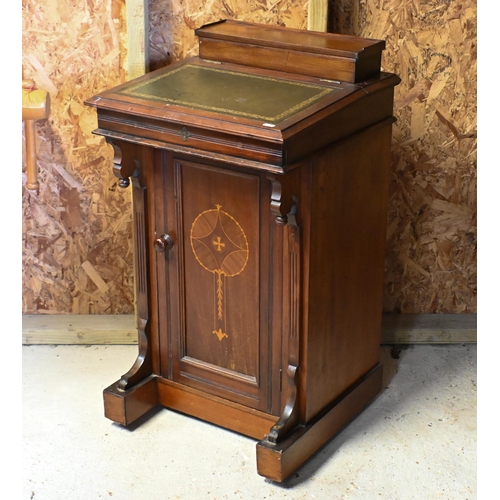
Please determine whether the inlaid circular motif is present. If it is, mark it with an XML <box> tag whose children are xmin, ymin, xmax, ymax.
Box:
<box><xmin>190</xmin><ymin>204</ymin><xmax>249</xmax><ymax>341</ymax></box>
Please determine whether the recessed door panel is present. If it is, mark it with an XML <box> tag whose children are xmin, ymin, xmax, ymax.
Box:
<box><xmin>162</xmin><ymin>157</ymin><xmax>270</xmax><ymax>410</ymax></box>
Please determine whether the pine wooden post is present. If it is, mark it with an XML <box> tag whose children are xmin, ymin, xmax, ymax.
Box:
<box><xmin>308</xmin><ymin>0</ymin><xmax>329</xmax><ymax>32</ymax></box>
<box><xmin>124</xmin><ymin>0</ymin><xmax>149</xmax><ymax>337</ymax></box>
<box><xmin>126</xmin><ymin>0</ymin><xmax>149</xmax><ymax>78</ymax></box>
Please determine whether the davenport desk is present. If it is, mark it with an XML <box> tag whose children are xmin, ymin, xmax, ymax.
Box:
<box><xmin>85</xmin><ymin>20</ymin><xmax>400</xmax><ymax>481</ymax></box>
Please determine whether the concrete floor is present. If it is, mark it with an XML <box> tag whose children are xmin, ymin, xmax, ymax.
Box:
<box><xmin>22</xmin><ymin>344</ymin><xmax>476</xmax><ymax>500</ymax></box>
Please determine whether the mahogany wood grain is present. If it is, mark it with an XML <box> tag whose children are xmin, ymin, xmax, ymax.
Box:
<box><xmin>295</xmin><ymin>121</ymin><xmax>393</xmax><ymax>421</ymax></box>
<box><xmin>103</xmin><ymin>375</ymin><xmax>158</xmax><ymax>427</ymax></box>
<box><xmin>268</xmin><ymin>197</ymin><xmax>302</xmax><ymax>442</ymax></box>
<box><xmin>86</xmin><ymin>20</ymin><xmax>399</xmax><ymax>482</ymax></box>
<box><xmin>196</xmin><ymin>20</ymin><xmax>385</xmax><ymax>83</ymax></box>
<box><xmin>256</xmin><ymin>363</ymin><xmax>383</xmax><ymax>482</ymax></box>
<box><xmin>107</xmin><ymin>141</ymin><xmax>157</xmax><ymax>390</ymax></box>
<box><xmin>157</xmin><ymin>377</ymin><xmax>278</xmax><ymax>440</ymax></box>
<box><xmin>85</xmin><ymin>58</ymin><xmax>399</xmax><ymax>170</ymax></box>
<box><xmin>164</xmin><ymin>157</ymin><xmax>271</xmax><ymax>410</ymax></box>
<box><xmin>199</xmin><ymin>38</ymin><xmax>367</xmax><ymax>83</ymax></box>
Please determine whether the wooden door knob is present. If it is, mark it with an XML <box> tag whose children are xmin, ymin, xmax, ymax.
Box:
<box><xmin>154</xmin><ymin>234</ymin><xmax>173</xmax><ymax>252</ymax></box>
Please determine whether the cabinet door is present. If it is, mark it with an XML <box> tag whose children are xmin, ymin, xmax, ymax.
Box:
<box><xmin>157</xmin><ymin>154</ymin><xmax>274</xmax><ymax>412</ymax></box>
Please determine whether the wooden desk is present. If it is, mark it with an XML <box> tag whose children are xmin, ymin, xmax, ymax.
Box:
<box><xmin>85</xmin><ymin>20</ymin><xmax>400</xmax><ymax>482</ymax></box>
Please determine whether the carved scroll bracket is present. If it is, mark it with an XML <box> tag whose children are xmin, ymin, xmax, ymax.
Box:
<box><xmin>107</xmin><ymin>138</ymin><xmax>139</xmax><ymax>188</ymax></box>
<box><xmin>268</xmin><ymin>194</ymin><xmax>301</xmax><ymax>444</ymax></box>
<box><xmin>269</xmin><ymin>176</ymin><xmax>287</xmax><ymax>226</ymax></box>
<box><xmin>118</xmin><ymin>316</ymin><xmax>149</xmax><ymax>391</ymax></box>
<box><xmin>116</xmin><ymin>161</ymin><xmax>153</xmax><ymax>391</ymax></box>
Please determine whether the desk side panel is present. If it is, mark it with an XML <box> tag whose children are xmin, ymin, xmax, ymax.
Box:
<box><xmin>303</xmin><ymin>121</ymin><xmax>393</xmax><ymax>421</ymax></box>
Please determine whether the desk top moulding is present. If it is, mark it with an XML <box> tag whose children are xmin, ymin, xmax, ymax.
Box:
<box><xmin>85</xmin><ymin>19</ymin><xmax>400</xmax><ymax>482</ymax></box>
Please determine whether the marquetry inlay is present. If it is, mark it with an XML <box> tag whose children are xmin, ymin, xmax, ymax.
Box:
<box><xmin>190</xmin><ymin>204</ymin><xmax>249</xmax><ymax>341</ymax></box>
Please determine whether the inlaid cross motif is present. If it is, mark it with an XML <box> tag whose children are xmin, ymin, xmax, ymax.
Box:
<box><xmin>213</xmin><ymin>236</ymin><xmax>225</xmax><ymax>252</ymax></box>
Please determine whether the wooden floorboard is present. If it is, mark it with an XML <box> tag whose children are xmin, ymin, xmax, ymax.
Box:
<box><xmin>381</xmin><ymin>313</ymin><xmax>477</xmax><ymax>344</ymax></box>
<box><xmin>22</xmin><ymin>314</ymin><xmax>138</xmax><ymax>345</ymax></box>
<box><xmin>22</xmin><ymin>313</ymin><xmax>477</xmax><ymax>345</ymax></box>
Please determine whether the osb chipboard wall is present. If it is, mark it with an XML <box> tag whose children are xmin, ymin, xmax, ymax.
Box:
<box><xmin>22</xmin><ymin>0</ymin><xmax>134</xmax><ymax>314</ymax></box>
<box><xmin>21</xmin><ymin>1</ymin><xmax>308</xmax><ymax>315</ymax></box>
<box><xmin>149</xmin><ymin>0</ymin><xmax>309</xmax><ymax>70</ymax></box>
<box><xmin>333</xmin><ymin>0</ymin><xmax>477</xmax><ymax>313</ymax></box>
<box><xmin>22</xmin><ymin>1</ymin><xmax>476</xmax><ymax>316</ymax></box>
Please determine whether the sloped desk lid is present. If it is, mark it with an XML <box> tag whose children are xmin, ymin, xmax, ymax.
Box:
<box><xmin>86</xmin><ymin>58</ymin><xmax>352</xmax><ymax>130</ymax></box>
<box><xmin>115</xmin><ymin>63</ymin><xmax>342</xmax><ymax>124</ymax></box>
<box><xmin>86</xmin><ymin>58</ymin><xmax>399</xmax><ymax>172</ymax></box>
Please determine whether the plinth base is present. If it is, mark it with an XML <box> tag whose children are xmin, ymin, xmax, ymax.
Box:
<box><xmin>103</xmin><ymin>364</ymin><xmax>383</xmax><ymax>481</ymax></box>
<box><xmin>256</xmin><ymin>363</ymin><xmax>383</xmax><ymax>482</ymax></box>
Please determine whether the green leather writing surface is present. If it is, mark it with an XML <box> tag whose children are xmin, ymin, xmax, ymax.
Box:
<box><xmin>119</xmin><ymin>64</ymin><xmax>341</xmax><ymax>123</ymax></box>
